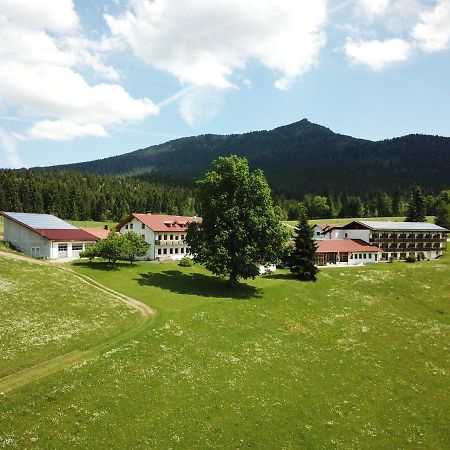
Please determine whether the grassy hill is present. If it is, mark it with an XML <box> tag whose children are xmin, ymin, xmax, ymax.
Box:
<box><xmin>0</xmin><ymin>257</ymin><xmax>137</xmax><ymax>379</ymax></box>
<box><xmin>1</xmin><ymin>255</ymin><xmax>449</xmax><ymax>448</ymax></box>
<box><xmin>44</xmin><ymin>119</ymin><xmax>450</xmax><ymax>197</ymax></box>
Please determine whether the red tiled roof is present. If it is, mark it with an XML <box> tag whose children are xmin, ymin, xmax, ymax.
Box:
<box><xmin>37</xmin><ymin>229</ymin><xmax>98</xmax><ymax>242</ymax></box>
<box><xmin>117</xmin><ymin>214</ymin><xmax>202</xmax><ymax>233</ymax></box>
<box><xmin>81</xmin><ymin>227</ymin><xmax>110</xmax><ymax>240</ymax></box>
<box><xmin>316</xmin><ymin>239</ymin><xmax>381</xmax><ymax>254</ymax></box>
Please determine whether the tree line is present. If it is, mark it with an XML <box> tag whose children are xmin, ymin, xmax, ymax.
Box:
<box><xmin>0</xmin><ymin>169</ymin><xmax>448</xmax><ymax>225</ymax></box>
<box><xmin>0</xmin><ymin>170</ymin><xmax>196</xmax><ymax>221</ymax></box>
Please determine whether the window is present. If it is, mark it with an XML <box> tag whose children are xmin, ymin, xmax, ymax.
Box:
<box><xmin>375</xmin><ymin>254</ymin><xmax>378</xmax><ymax>261</ymax></box>
<box><xmin>368</xmin><ymin>253</ymin><xmax>372</xmax><ymax>259</ymax></box>
<box><xmin>125</xmin><ymin>224</ymin><xmax>128</xmax><ymax>229</ymax></box>
<box><xmin>359</xmin><ymin>254</ymin><xmax>362</xmax><ymax>259</ymax></box>
<box><xmin>164</xmin><ymin>234</ymin><xmax>167</xmax><ymax>240</ymax></box>
<box><xmin>181</xmin><ymin>248</ymin><xmax>185</xmax><ymax>254</ymax></box>
<box><xmin>163</xmin><ymin>248</ymin><xmax>167</xmax><ymax>255</ymax></box>
<box><xmin>175</xmin><ymin>248</ymin><xmax>179</xmax><ymax>254</ymax></box>
<box><xmin>72</xmin><ymin>243</ymin><xmax>83</xmax><ymax>251</ymax></box>
<box><xmin>363</xmin><ymin>253</ymin><xmax>367</xmax><ymax>259</ymax></box>
<box><xmin>158</xmin><ymin>235</ymin><xmax>162</xmax><ymax>240</ymax></box>
<box><xmin>169</xmin><ymin>248</ymin><xmax>173</xmax><ymax>254</ymax></box>
<box><xmin>158</xmin><ymin>248</ymin><xmax>162</xmax><ymax>255</ymax></box>
<box><xmin>181</xmin><ymin>234</ymin><xmax>185</xmax><ymax>240</ymax></box>
<box><xmin>58</xmin><ymin>244</ymin><xmax>67</xmax><ymax>252</ymax></box>
<box><xmin>170</xmin><ymin>234</ymin><xmax>174</xmax><ymax>240</ymax></box>
<box><xmin>175</xmin><ymin>235</ymin><xmax>179</xmax><ymax>240</ymax></box>
<box><xmin>129</xmin><ymin>223</ymin><xmax>134</xmax><ymax>230</ymax></box>
<box><xmin>344</xmin><ymin>232</ymin><xmax>348</xmax><ymax>238</ymax></box>
<box><xmin>141</xmin><ymin>223</ymin><xmax>145</xmax><ymax>229</ymax></box>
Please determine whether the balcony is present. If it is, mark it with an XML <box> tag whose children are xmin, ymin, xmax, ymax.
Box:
<box><xmin>155</xmin><ymin>240</ymin><xmax>185</xmax><ymax>246</ymax></box>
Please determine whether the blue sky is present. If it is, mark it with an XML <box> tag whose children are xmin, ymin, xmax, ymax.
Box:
<box><xmin>0</xmin><ymin>0</ymin><xmax>449</xmax><ymax>168</ymax></box>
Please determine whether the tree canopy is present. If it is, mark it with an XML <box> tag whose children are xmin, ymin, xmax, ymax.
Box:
<box><xmin>186</xmin><ymin>156</ymin><xmax>288</xmax><ymax>287</ymax></box>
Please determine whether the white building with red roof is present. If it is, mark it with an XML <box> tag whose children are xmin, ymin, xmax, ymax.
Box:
<box><xmin>116</xmin><ymin>213</ymin><xmax>201</xmax><ymax>261</ymax></box>
<box><xmin>1</xmin><ymin>212</ymin><xmax>98</xmax><ymax>259</ymax></box>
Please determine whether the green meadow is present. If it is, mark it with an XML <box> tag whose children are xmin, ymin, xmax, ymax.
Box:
<box><xmin>0</xmin><ymin>253</ymin><xmax>449</xmax><ymax>449</ymax></box>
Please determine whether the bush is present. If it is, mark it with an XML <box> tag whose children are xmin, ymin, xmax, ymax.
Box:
<box><xmin>406</xmin><ymin>254</ymin><xmax>416</xmax><ymax>263</ymax></box>
<box><xmin>178</xmin><ymin>256</ymin><xmax>194</xmax><ymax>267</ymax></box>
<box><xmin>416</xmin><ymin>252</ymin><xmax>425</xmax><ymax>261</ymax></box>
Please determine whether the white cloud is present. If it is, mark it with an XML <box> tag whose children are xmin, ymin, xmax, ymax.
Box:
<box><xmin>412</xmin><ymin>0</ymin><xmax>450</xmax><ymax>52</ymax></box>
<box><xmin>25</xmin><ymin>120</ymin><xmax>108</xmax><ymax>141</ymax></box>
<box><xmin>178</xmin><ymin>87</ymin><xmax>224</xmax><ymax>127</ymax></box>
<box><xmin>105</xmin><ymin>0</ymin><xmax>327</xmax><ymax>90</ymax></box>
<box><xmin>0</xmin><ymin>129</ymin><xmax>23</xmax><ymax>168</ymax></box>
<box><xmin>0</xmin><ymin>0</ymin><xmax>79</xmax><ymax>33</ymax></box>
<box><xmin>344</xmin><ymin>37</ymin><xmax>411</xmax><ymax>69</ymax></box>
<box><xmin>0</xmin><ymin>3</ymin><xmax>159</xmax><ymax>145</ymax></box>
<box><xmin>356</xmin><ymin>0</ymin><xmax>390</xmax><ymax>17</ymax></box>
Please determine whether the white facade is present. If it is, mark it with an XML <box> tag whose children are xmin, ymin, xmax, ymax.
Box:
<box><xmin>119</xmin><ymin>217</ymin><xmax>190</xmax><ymax>261</ymax></box>
<box><xmin>3</xmin><ymin>216</ymin><xmax>95</xmax><ymax>260</ymax></box>
<box><xmin>312</xmin><ymin>225</ymin><xmax>325</xmax><ymax>240</ymax></box>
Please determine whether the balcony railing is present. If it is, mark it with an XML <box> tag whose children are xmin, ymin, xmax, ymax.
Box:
<box><xmin>155</xmin><ymin>240</ymin><xmax>185</xmax><ymax>246</ymax></box>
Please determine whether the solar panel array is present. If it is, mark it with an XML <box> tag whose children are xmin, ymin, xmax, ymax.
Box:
<box><xmin>4</xmin><ymin>212</ymin><xmax>78</xmax><ymax>230</ymax></box>
<box><xmin>359</xmin><ymin>221</ymin><xmax>447</xmax><ymax>231</ymax></box>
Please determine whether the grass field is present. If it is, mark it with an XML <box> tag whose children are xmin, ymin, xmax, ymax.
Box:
<box><xmin>1</xmin><ymin>253</ymin><xmax>449</xmax><ymax>448</ymax></box>
<box><xmin>0</xmin><ymin>257</ymin><xmax>139</xmax><ymax>379</ymax></box>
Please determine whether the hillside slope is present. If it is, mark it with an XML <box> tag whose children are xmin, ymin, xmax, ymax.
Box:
<box><xmin>44</xmin><ymin>119</ymin><xmax>450</xmax><ymax>196</ymax></box>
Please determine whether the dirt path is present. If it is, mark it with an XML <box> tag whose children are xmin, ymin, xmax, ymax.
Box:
<box><xmin>0</xmin><ymin>252</ymin><xmax>156</xmax><ymax>394</ymax></box>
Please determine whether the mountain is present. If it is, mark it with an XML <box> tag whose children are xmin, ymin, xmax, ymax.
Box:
<box><xmin>43</xmin><ymin>119</ymin><xmax>450</xmax><ymax>197</ymax></box>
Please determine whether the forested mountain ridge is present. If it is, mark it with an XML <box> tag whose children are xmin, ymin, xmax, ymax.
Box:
<box><xmin>42</xmin><ymin>119</ymin><xmax>450</xmax><ymax>197</ymax></box>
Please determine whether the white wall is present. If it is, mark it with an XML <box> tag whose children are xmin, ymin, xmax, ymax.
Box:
<box><xmin>312</xmin><ymin>225</ymin><xmax>324</xmax><ymax>240</ymax></box>
<box><xmin>119</xmin><ymin>218</ymin><xmax>156</xmax><ymax>260</ymax></box>
<box><xmin>331</xmin><ymin>229</ymin><xmax>370</xmax><ymax>241</ymax></box>
<box><xmin>4</xmin><ymin>217</ymin><xmax>51</xmax><ymax>258</ymax></box>
<box><xmin>347</xmin><ymin>252</ymin><xmax>380</xmax><ymax>265</ymax></box>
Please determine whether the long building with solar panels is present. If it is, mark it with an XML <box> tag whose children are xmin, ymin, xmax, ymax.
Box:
<box><xmin>0</xmin><ymin>212</ymin><xmax>98</xmax><ymax>259</ymax></box>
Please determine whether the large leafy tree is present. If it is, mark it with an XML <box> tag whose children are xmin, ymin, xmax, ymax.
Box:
<box><xmin>122</xmin><ymin>232</ymin><xmax>150</xmax><ymax>265</ymax></box>
<box><xmin>405</xmin><ymin>185</ymin><xmax>426</xmax><ymax>222</ymax></box>
<box><xmin>186</xmin><ymin>156</ymin><xmax>288</xmax><ymax>287</ymax></box>
<box><xmin>289</xmin><ymin>211</ymin><xmax>319</xmax><ymax>281</ymax></box>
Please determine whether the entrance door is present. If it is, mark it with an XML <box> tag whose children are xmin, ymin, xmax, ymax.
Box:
<box><xmin>58</xmin><ymin>243</ymin><xmax>68</xmax><ymax>258</ymax></box>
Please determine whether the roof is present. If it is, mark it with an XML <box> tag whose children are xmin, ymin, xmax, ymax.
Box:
<box><xmin>316</xmin><ymin>239</ymin><xmax>381</xmax><ymax>253</ymax></box>
<box><xmin>1</xmin><ymin>211</ymin><xmax>97</xmax><ymax>242</ymax></box>
<box><xmin>313</xmin><ymin>223</ymin><xmax>343</xmax><ymax>230</ymax></box>
<box><xmin>356</xmin><ymin>220</ymin><xmax>449</xmax><ymax>232</ymax></box>
<box><xmin>1</xmin><ymin>212</ymin><xmax>77</xmax><ymax>229</ymax></box>
<box><xmin>117</xmin><ymin>213</ymin><xmax>202</xmax><ymax>232</ymax></box>
<box><xmin>39</xmin><ymin>229</ymin><xmax>99</xmax><ymax>242</ymax></box>
<box><xmin>81</xmin><ymin>227</ymin><xmax>110</xmax><ymax>240</ymax></box>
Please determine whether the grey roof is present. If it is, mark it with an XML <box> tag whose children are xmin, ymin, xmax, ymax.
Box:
<box><xmin>2</xmin><ymin>212</ymin><xmax>77</xmax><ymax>230</ymax></box>
<box><xmin>358</xmin><ymin>220</ymin><xmax>449</xmax><ymax>232</ymax></box>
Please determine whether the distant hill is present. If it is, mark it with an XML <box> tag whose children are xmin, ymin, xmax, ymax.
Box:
<box><xmin>42</xmin><ymin>119</ymin><xmax>450</xmax><ymax>197</ymax></box>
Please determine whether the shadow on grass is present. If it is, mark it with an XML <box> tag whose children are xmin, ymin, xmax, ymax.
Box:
<box><xmin>264</xmin><ymin>272</ymin><xmax>295</xmax><ymax>280</ymax></box>
<box><xmin>136</xmin><ymin>270</ymin><xmax>262</xmax><ymax>299</ymax></box>
<box><xmin>72</xmin><ymin>260</ymin><xmax>133</xmax><ymax>271</ymax></box>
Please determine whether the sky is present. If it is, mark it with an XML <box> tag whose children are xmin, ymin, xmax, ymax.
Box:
<box><xmin>0</xmin><ymin>0</ymin><xmax>449</xmax><ymax>169</ymax></box>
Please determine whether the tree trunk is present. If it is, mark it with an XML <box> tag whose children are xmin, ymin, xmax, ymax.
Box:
<box><xmin>229</xmin><ymin>272</ymin><xmax>239</xmax><ymax>288</ymax></box>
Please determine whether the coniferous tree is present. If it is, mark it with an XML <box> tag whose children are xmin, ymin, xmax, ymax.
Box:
<box><xmin>435</xmin><ymin>200</ymin><xmax>450</xmax><ymax>230</ymax></box>
<box><xmin>405</xmin><ymin>185</ymin><xmax>426</xmax><ymax>222</ymax></box>
<box><xmin>289</xmin><ymin>211</ymin><xmax>319</xmax><ymax>281</ymax></box>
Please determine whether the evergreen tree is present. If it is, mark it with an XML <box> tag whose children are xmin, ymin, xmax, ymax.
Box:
<box><xmin>435</xmin><ymin>200</ymin><xmax>450</xmax><ymax>230</ymax></box>
<box><xmin>289</xmin><ymin>211</ymin><xmax>319</xmax><ymax>281</ymax></box>
<box><xmin>405</xmin><ymin>185</ymin><xmax>426</xmax><ymax>222</ymax></box>
<box><xmin>186</xmin><ymin>156</ymin><xmax>288</xmax><ymax>287</ymax></box>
